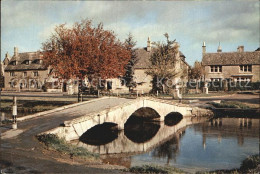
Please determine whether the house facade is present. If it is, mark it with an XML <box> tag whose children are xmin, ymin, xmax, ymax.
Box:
<box><xmin>202</xmin><ymin>43</ymin><xmax>260</xmax><ymax>82</ymax></box>
<box><xmin>107</xmin><ymin>37</ymin><xmax>190</xmax><ymax>93</ymax></box>
<box><xmin>4</xmin><ymin>47</ymin><xmax>51</xmax><ymax>91</ymax></box>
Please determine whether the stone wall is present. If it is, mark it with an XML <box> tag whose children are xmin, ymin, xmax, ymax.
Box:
<box><xmin>4</xmin><ymin>69</ymin><xmax>49</xmax><ymax>91</ymax></box>
<box><xmin>205</xmin><ymin>65</ymin><xmax>260</xmax><ymax>82</ymax></box>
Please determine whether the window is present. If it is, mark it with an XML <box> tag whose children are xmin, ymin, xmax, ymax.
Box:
<box><xmin>10</xmin><ymin>72</ymin><xmax>15</xmax><ymax>76</ymax></box>
<box><xmin>34</xmin><ymin>71</ymin><xmax>39</xmax><ymax>77</ymax></box>
<box><xmin>23</xmin><ymin>72</ymin><xmax>27</xmax><ymax>77</ymax></box>
<box><xmin>25</xmin><ymin>60</ymin><xmax>29</xmax><ymax>65</ymax></box>
<box><xmin>240</xmin><ymin>65</ymin><xmax>252</xmax><ymax>72</ymax></box>
<box><xmin>210</xmin><ymin>65</ymin><xmax>222</xmax><ymax>72</ymax></box>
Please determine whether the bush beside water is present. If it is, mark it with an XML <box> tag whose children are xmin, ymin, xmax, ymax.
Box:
<box><xmin>196</xmin><ymin>154</ymin><xmax>260</xmax><ymax>174</ymax></box>
<box><xmin>209</xmin><ymin>101</ymin><xmax>251</xmax><ymax>109</ymax></box>
<box><xmin>37</xmin><ymin>134</ymin><xmax>99</xmax><ymax>159</ymax></box>
<box><xmin>127</xmin><ymin>165</ymin><xmax>185</xmax><ymax>174</ymax></box>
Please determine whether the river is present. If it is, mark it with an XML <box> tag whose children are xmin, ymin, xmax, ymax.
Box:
<box><xmin>74</xmin><ymin>116</ymin><xmax>259</xmax><ymax>173</ymax></box>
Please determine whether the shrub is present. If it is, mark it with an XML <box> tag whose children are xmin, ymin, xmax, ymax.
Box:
<box><xmin>240</xmin><ymin>154</ymin><xmax>260</xmax><ymax>171</ymax></box>
<box><xmin>37</xmin><ymin>134</ymin><xmax>98</xmax><ymax>159</ymax></box>
<box><xmin>128</xmin><ymin>165</ymin><xmax>184</xmax><ymax>174</ymax></box>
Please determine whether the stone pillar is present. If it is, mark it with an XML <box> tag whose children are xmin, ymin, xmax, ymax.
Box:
<box><xmin>173</xmin><ymin>85</ymin><xmax>182</xmax><ymax>99</ymax></box>
<box><xmin>203</xmin><ymin>82</ymin><xmax>208</xmax><ymax>94</ymax></box>
<box><xmin>68</xmin><ymin>85</ymin><xmax>73</xmax><ymax>95</ymax></box>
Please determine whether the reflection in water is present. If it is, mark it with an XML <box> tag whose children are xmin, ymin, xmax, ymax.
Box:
<box><xmin>74</xmin><ymin>117</ymin><xmax>259</xmax><ymax>172</ymax></box>
<box><xmin>152</xmin><ymin>131</ymin><xmax>185</xmax><ymax>164</ymax></box>
<box><xmin>124</xmin><ymin>116</ymin><xmax>160</xmax><ymax>143</ymax></box>
<box><xmin>79</xmin><ymin>123</ymin><xmax>119</xmax><ymax>145</ymax></box>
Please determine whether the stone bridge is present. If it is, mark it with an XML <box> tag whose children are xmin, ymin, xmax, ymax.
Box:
<box><xmin>45</xmin><ymin>97</ymin><xmax>207</xmax><ymax>141</ymax></box>
<box><xmin>72</xmin><ymin>119</ymin><xmax>187</xmax><ymax>155</ymax></box>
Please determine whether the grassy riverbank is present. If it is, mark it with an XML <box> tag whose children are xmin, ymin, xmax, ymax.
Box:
<box><xmin>125</xmin><ymin>165</ymin><xmax>185</xmax><ymax>174</ymax></box>
<box><xmin>37</xmin><ymin>134</ymin><xmax>99</xmax><ymax>160</ymax></box>
<box><xmin>0</xmin><ymin>95</ymin><xmax>80</xmax><ymax>113</ymax></box>
<box><xmin>209</xmin><ymin>101</ymin><xmax>259</xmax><ymax>109</ymax></box>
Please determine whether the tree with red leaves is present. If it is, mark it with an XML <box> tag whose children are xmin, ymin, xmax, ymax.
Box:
<box><xmin>42</xmin><ymin>19</ymin><xmax>131</xmax><ymax>84</ymax></box>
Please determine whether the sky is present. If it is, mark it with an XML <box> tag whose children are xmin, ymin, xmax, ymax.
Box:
<box><xmin>1</xmin><ymin>0</ymin><xmax>259</xmax><ymax>66</ymax></box>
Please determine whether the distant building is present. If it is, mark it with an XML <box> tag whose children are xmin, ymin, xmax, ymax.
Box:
<box><xmin>202</xmin><ymin>43</ymin><xmax>260</xmax><ymax>82</ymax></box>
<box><xmin>109</xmin><ymin>37</ymin><xmax>190</xmax><ymax>93</ymax></box>
<box><xmin>4</xmin><ymin>47</ymin><xmax>50</xmax><ymax>91</ymax></box>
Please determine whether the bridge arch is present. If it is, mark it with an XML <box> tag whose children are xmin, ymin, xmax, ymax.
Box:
<box><xmin>61</xmin><ymin>98</ymin><xmax>193</xmax><ymax>141</ymax></box>
<box><xmin>164</xmin><ymin>112</ymin><xmax>183</xmax><ymax>126</ymax></box>
<box><xmin>79</xmin><ymin>122</ymin><xmax>118</xmax><ymax>145</ymax></box>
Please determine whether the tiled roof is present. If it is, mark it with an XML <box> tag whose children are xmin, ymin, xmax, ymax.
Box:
<box><xmin>134</xmin><ymin>47</ymin><xmax>189</xmax><ymax>69</ymax></box>
<box><xmin>5</xmin><ymin>52</ymin><xmax>47</xmax><ymax>71</ymax></box>
<box><xmin>202</xmin><ymin>51</ymin><xmax>260</xmax><ymax>66</ymax></box>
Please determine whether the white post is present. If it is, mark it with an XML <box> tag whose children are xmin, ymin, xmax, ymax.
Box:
<box><xmin>12</xmin><ymin>96</ymin><xmax>17</xmax><ymax>129</ymax></box>
<box><xmin>156</xmin><ymin>90</ymin><xmax>159</xmax><ymax>97</ymax></box>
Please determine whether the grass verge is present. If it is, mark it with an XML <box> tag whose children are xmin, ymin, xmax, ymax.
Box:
<box><xmin>36</xmin><ymin>134</ymin><xmax>99</xmax><ymax>160</ymax></box>
<box><xmin>0</xmin><ymin>100</ymin><xmax>75</xmax><ymax>113</ymax></box>
<box><xmin>125</xmin><ymin>164</ymin><xmax>185</xmax><ymax>174</ymax></box>
<box><xmin>196</xmin><ymin>154</ymin><xmax>260</xmax><ymax>174</ymax></box>
<box><xmin>209</xmin><ymin>101</ymin><xmax>253</xmax><ymax>109</ymax></box>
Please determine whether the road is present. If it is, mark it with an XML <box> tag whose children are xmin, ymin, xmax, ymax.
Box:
<box><xmin>0</xmin><ymin>97</ymin><xmax>133</xmax><ymax>173</ymax></box>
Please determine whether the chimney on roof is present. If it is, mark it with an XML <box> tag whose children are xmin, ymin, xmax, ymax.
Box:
<box><xmin>14</xmin><ymin>47</ymin><xmax>18</xmax><ymax>57</ymax></box>
<box><xmin>237</xmin><ymin>46</ymin><xmax>244</xmax><ymax>53</ymax></box>
<box><xmin>202</xmin><ymin>41</ymin><xmax>206</xmax><ymax>54</ymax></box>
<box><xmin>217</xmin><ymin>42</ymin><xmax>222</xmax><ymax>53</ymax></box>
<box><xmin>147</xmin><ymin>37</ymin><xmax>151</xmax><ymax>52</ymax></box>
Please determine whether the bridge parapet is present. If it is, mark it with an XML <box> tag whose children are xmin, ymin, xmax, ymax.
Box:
<box><xmin>42</xmin><ymin>97</ymin><xmax>211</xmax><ymax>141</ymax></box>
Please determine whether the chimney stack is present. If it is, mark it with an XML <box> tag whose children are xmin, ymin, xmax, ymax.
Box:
<box><xmin>147</xmin><ymin>37</ymin><xmax>151</xmax><ymax>52</ymax></box>
<box><xmin>202</xmin><ymin>41</ymin><xmax>206</xmax><ymax>54</ymax></box>
<box><xmin>237</xmin><ymin>46</ymin><xmax>244</xmax><ymax>53</ymax></box>
<box><xmin>217</xmin><ymin>43</ymin><xmax>222</xmax><ymax>53</ymax></box>
<box><xmin>14</xmin><ymin>47</ymin><xmax>18</xmax><ymax>57</ymax></box>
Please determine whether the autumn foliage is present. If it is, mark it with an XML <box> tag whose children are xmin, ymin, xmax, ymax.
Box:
<box><xmin>42</xmin><ymin>19</ymin><xmax>131</xmax><ymax>80</ymax></box>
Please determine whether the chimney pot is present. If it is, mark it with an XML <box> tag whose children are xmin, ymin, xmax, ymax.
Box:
<box><xmin>14</xmin><ymin>47</ymin><xmax>18</xmax><ymax>57</ymax></box>
<box><xmin>202</xmin><ymin>41</ymin><xmax>206</xmax><ymax>54</ymax></box>
<box><xmin>237</xmin><ymin>46</ymin><xmax>244</xmax><ymax>53</ymax></box>
<box><xmin>147</xmin><ymin>37</ymin><xmax>151</xmax><ymax>52</ymax></box>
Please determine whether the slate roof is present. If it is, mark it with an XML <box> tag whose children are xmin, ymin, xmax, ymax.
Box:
<box><xmin>202</xmin><ymin>51</ymin><xmax>260</xmax><ymax>66</ymax></box>
<box><xmin>134</xmin><ymin>47</ymin><xmax>189</xmax><ymax>69</ymax></box>
<box><xmin>5</xmin><ymin>52</ymin><xmax>47</xmax><ymax>71</ymax></box>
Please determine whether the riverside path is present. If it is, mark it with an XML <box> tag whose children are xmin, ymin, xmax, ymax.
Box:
<box><xmin>0</xmin><ymin>97</ymin><xmax>133</xmax><ymax>173</ymax></box>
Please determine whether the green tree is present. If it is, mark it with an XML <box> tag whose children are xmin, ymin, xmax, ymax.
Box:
<box><xmin>189</xmin><ymin>61</ymin><xmax>205</xmax><ymax>93</ymax></box>
<box><xmin>189</xmin><ymin>61</ymin><xmax>204</xmax><ymax>80</ymax></box>
<box><xmin>122</xmin><ymin>33</ymin><xmax>138</xmax><ymax>92</ymax></box>
<box><xmin>146</xmin><ymin>33</ymin><xmax>180</xmax><ymax>93</ymax></box>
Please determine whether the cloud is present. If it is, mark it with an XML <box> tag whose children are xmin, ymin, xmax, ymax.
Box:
<box><xmin>1</xmin><ymin>0</ymin><xmax>259</xmax><ymax>64</ymax></box>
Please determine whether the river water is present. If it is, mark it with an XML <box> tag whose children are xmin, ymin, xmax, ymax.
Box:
<box><xmin>74</xmin><ymin>117</ymin><xmax>259</xmax><ymax>173</ymax></box>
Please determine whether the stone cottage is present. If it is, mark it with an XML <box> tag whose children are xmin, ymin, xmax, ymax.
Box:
<box><xmin>4</xmin><ymin>47</ymin><xmax>50</xmax><ymax>91</ymax></box>
<box><xmin>202</xmin><ymin>43</ymin><xmax>260</xmax><ymax>82</ymax></box>
<box><xmin>108</xmin><ymin>37</ymin><xmax>190</xmax><ymax>93</ymax></box>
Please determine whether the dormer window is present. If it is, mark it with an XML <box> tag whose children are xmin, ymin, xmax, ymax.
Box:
<box><xmin>25</xmin><ymin>60</ymin><xmax>29</xmax><ymax>65</ymax></box>
<box><xmin>32</xmin><ymin>59</ymin><xmax>41</xmax><ymax>64</ymax></box>
<box><xmin>10</xmin><ymin>61</ymin><xmax>16</xmax><ymax>65</ymax></box>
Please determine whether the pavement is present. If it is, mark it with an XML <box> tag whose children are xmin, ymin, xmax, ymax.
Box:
<box><xmin>0</xmin><ymin>97</ymin><xmax>133</xmax><ymax>173</ymax></box>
